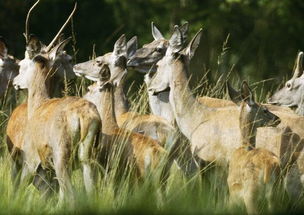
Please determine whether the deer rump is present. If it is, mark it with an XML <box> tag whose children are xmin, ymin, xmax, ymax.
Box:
<box><xmin>22</xmin><ymin>97</ymin><xmax>100</xmax><ymax>172</ymax></box>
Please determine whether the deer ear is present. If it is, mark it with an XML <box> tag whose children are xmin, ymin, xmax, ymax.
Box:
<box><xmin>168</xmin><ymin>26</ymin><xmax>184</xmax><ymax>54</ymax></box>
<box><xmin>227</xmin><ymin>82</ymin><xmax>242</xmax><ymax>105</ymax></box>
<box><xmin>113</xmin><ymin>34</ymin><xmax>127</xmax><ymax>57</ymax></box>
<box><xmin>33</xmin><ymin>55</ymin><xmax>48</xmax><ymax>68</ymax></box>
<box><xmin>240</xmin><ymin>81</ymin><xmax>255</xmax><ymax>106</ymax></box>
<box><xmin>48</xmin><ymin>37</ymin><xmax>71</xmax><ymax>61</ymax></box>
<box><xmin>127</xmin><ymin>36</ymin><xmax>138</xmax><ymax>59</ymax></box>
<box><xmin>179</xmin><ymin>21</ymin><xmax>189</xmax><ymax>41</ymax></box>
<box><xmin>292</xmin><ymin>51</ymin><xmax>303</xmax><ymax>79</ymax></box>
<box><xmin>151</xmin><ymin>22</ymin><xmax>164</xmax><ymax>40</ymax></box>
<box><xmin>184</xmin><ymin>28</ymin><xmax>202</xmax><ymax>59</ymax></box>
<box><xmin>0</xmin><ymin>36</ymin><xmax>8</xmax><ymax>59</ymax></box>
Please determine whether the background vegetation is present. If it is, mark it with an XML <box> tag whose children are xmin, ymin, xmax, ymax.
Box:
<box><xmin>1</xmin><ymin>0</ymin><xmax>304</xmax><ymax>92</ymax></box>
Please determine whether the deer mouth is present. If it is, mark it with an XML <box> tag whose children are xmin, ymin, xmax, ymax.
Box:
<box><xmin>150</xmin><ymin>86</ymin><xmax>170</xmax><ymax>95</ymax></box>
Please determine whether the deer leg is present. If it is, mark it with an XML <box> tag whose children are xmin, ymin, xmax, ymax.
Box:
<box><xmin>33</xmin><ymin>164</ymin><xmax>58</xmax><ymax>197</ymax></box>
<box><xmin>78</xmin><ymin>121</ymin><xmax>99</xmax><ymax>195</ymax></box>
<box><xmin>53</xmin><ymin>149</ymin><xmax>74</xmax><ymax>207</ymax></box>
<box><xmin>243</xmin><ymin>186</ymin><xmax>259</xmax><ymax>215</ymax></box>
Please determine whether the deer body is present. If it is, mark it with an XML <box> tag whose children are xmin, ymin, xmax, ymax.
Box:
<box><xmin>97</xmin><ymin>81</ymin><xmax>166</xmax><ymax>177</ymax></box>
<box><xmin>13</xmin><ymin>52</ymin><xmax>100</xmax><ymax>203</ymax></box>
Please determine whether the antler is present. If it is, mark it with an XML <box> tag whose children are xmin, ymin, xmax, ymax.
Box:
<box><xmin>45</xmin><ymin>2</ymin><xmax>77</xmax><ymax>52</ymax></box>
<box><xmin>24</xmin><ymin>0</ymin><xmax>40</xmax><ymax>44</ymax></box>
<box><xmin>292</xmin><ymin>51</ymin><xmax>304</xmax><ymax>80</ymax></box>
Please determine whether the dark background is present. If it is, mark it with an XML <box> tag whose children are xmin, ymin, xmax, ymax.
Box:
<box><xmin>1</xmin><ymin>0</ymin><xmax>303</xmax><ymax>97</ymax></box>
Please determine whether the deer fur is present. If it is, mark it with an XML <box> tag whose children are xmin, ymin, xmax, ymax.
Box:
<box><xmin>74</xmin><ymin>35</ymin><xmax>175</xmax><ymax>145</ymax></box>
<box><xmin>76</xmin><ymin>34</ymin><xmax>168</xmax><ymax>178</ymax></box>
<box><xmin>96</xmin><ymin>75</ymin><xmax>166</xmax><ymax>178</ymax></box>
<box><xmin>227</xmin><ymin>81</ymin><xmax>281</xmax><ymax>214</ymax></box>
<box><xmin>147</xmin><ymin>26</ymin><xmax>285</xmax><ymax>165</ymax></box>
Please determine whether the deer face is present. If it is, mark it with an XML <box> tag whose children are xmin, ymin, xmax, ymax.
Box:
<box><xmin>128</xmin><ymin>22</ymin><xmax>188</xmax><ymax>73</ymax></box>
<box><xmin>268</xmin><ymin>52</ymin><xmax>304</xmax><ymax>115</ymax></box>
<box><xmin>13</xmin><ymin>58</ymin><xmax>36</xmax><ymax>90</ymax></box>
<box><xmin>74</xmin><ymin>34</ymin><xmax>127</xmax><ymax>87</ymax></box>
<box><xmin>230</xmin><ymin>81</ymin><xmax>281</xmax><ymax>128</ymax></box>
<box><xmin>13</xmin><ymin>39</ymin><xmax>71</xmax><ymax>90</ymax></box>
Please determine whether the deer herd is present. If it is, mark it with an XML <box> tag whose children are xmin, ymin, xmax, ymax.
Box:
<box><xmin>0</xmin><ymin>1</ymin><xmax>304</xmax><ymax>214</ymax></box>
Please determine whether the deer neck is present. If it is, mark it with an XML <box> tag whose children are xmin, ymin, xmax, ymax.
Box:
<box><xmin>27</xmin><ymin>63</ymin><xmax>50</xmax><ymax>118</ymax></box>
<box><xmin>113</xmin><ymin>81</ymin><xmax>129</xmax><ymax>117</ymax></box>
<box><xmin>148</xmin><ymin>91</ymin><xmax>175</xmax><ymax>125</ymax></box>
<box><xmin>100</xmin><ymin>84</ymin><xmax>119</xmax><ymax>135</ymax></box>
<box><xmin>239</xmin><ymin>103</ymin><xmax>256</xmax><ymax>149</ymax></box>
<box><xmin>168</xmin><ymin>57</ymin><xmax>205</xmax><ymax>139</ymax></box>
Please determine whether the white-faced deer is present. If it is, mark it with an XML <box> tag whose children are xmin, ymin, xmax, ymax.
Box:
<box><xmin>0</xmin><ymin>36</ymin><xmax>19</xmax><ymax>98</ymax></box>
<box><xmin>227</xmin><ymin>81</ymin><xmax>280</xmax><ymax>215</ymax></box>
<box><xmin>73</xmin><ymin>35</ymin><xmax>175</xmax><ymax>145</ymax></box>
<box><xmin>12</xmin><ymin>4</ymin><xmax>101</xmax><ymax>205</ymax></box>
<box><xmin>269</xmin><ymin>52</ymin><xmax>304</xmax><ymax>116</ymax></box>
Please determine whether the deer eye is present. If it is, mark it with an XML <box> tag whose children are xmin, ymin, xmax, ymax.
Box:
<box><xmin>286</xmin><ymin>82</ymin><xmax>292</xmax><ymax>88</ymax></box>
<box><xmin>155</xmin><ymin>47</ymin><xmax>163</xmax><ymax>53</ymax></box>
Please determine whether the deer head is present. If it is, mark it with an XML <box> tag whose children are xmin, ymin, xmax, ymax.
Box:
<box><xmin>13</xmin><ymin>38</ymin><xmax>71</xmax><ymax>90</ymax></box>
<box><xmin>13</xmin><ymin>2</ymin><xmax>76</xmax><ymax>90</ymax></box>
<box><xmin>21</xmin><ymin>1</ymin><xmax>76</xmax><ymax>80</ymax></box>
<box><xmin>232</xmin><ymin>81</ymin><xmax>281</xmax><ymax>129</ymax></box>
<box><xmin>268</xmin><ymin>52</ymin><xmax>304</xmax><ymax>115</ymax></box>
<box><xmin>127</xmin><ymin>22</ymin><xmax>188</xmax><ymax>73</ymax></box>
<box><xmin>147</xmin><ymin>26</ymin><xmax>201</xmax><ymax>95</ymax></box>
<box><xmin>73</xmin><ymin>34</ymin><xmax>127</xmax><ymax>87</ymax></box>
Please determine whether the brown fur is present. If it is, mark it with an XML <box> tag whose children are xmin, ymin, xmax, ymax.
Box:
<box><xmin>98</xmin><ymin>83</ymin><xmax>167</xmax><ymax>178</ymax></box>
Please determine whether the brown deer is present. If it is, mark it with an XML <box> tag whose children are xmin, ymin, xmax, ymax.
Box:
<box><xmin>227</xmin><ymin>81</ymin><xmax>280</xmax><ymax>214</ymax></box>
<box><xmin>92</xmin><ymin>59</ymin><xmax>167</xmax><ymax>179</ymax></box>
<box><xmin>12</xmin><ymin>3</ymin><xmax>101</xmax><ymax>205</ymax></box>
<box><xmin>76</xmin><ymin>34</ymin><xmax>170</xmax><ymax>180</ymax></box>
<box><xmin>6</xmin><ymin>0</ymin><xmax>75</xmax><ymax>193</ymax></box>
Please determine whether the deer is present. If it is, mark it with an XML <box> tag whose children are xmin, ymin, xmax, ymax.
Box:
<box><xmin>73</xmin><ymin>35</ymin><xmax>175</xmax><ymax>146</ymax></box>
<box><xmin>269</xmin><ymin>51</ymin><xmax>304</xmax><ymax>116</ymax></box>
<box><xmin>0</xmin><ymin>36</ymin><xmax>19</xmax><ymax>98</ymax></box>
<box><xmin>6</xmin><ymin>0</ymin><xmax>76</xmax><ymax>193</ymax></box>
<box><xmin>227</xmin><ymin>81</ymin><xmax>281</xmax><ymax>214</ymax></box>
<box><xmin>12</xmin><ymin>3</ymin><xmax>102</xmax><ymax>205</ymax></box>
<box><xmin>87</xmin><ymin>49</ymin><xmax>167</xmax><ymax>180</ymax></box>
<box><xmin>75</xmin><ymin>34</ymin><xmax>171</xmax><ymax>186</ymax></box>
